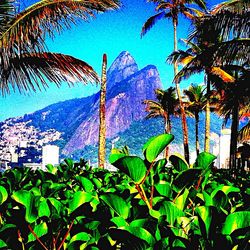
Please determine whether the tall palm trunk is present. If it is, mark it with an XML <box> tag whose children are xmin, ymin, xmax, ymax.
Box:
<box><xmin>173</xmin><ymin>18</ymin><xmax>190</xmax><ymax>163</ymax></box>
<box><xmin>229</xmin><ymin>101</ymin><xmax>239</xmax><ymax>171</ymax></box>
<box><xmin>204</xmin><ymin>74</ymin><xmax>211</xmax><ymax>152</ymax></box>
<box><xmin>164</xmin><ymin>112</ymin><xmax>171</xmax><ymax>158</ymax></box>
<box><xmin>98</xmin><ymin>54</ymin><xmax>107</xmax><ymax>169</ymax></box>
<box><xmin>195</xmin><ymin>111</ymin><xmax>200</xmax><ymax>156</ymax></box>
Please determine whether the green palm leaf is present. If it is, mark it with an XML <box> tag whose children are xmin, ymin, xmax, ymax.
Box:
<box><xmin>0</xmin><ymin>52</ymin><xmax>99</xmax><ymax>95</ymax></box>
<box><xmin>0</xmin><ymin>0</ymin><xmax>120</xmax><ymax>52</ymax></box>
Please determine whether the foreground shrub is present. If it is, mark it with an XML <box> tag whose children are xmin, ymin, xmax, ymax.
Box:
<box><xmin>0</xmin><ymin>134</ymin><xmax>249</xmax><ymax>249</ymax></box>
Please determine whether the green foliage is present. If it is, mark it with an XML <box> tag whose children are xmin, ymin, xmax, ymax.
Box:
<box><xmin>0</xmin><ymin>134</ymin><xmax>249</xmax><ymax>249</ymax></box>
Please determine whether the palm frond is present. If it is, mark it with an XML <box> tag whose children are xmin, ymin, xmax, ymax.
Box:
<box><xmin>214</xmin><ymin>38</ymin><xmax>250</xmax><ymax>66</ymax></box>
<box><xmin>156</xmin><ymin>2</ymin><xmax>173</xmax><ymax>11</ymax></box>
<box><xmin>212</xmin><ymin>0</ymin><xmax>250</xmax><ymax>14</ymax></box>
<box><xmin>209</xmin><ymin>67</ymin><xmax>235</xmax><ymax>83</ymax></box>
<box><xmin>141</xmin><ymin>11</ymin><xmax>167</xmax><ymax>37</ymax></box>
<box><xmin>0</xmin><ymin>0</ymin><xmax>120</xmax><ymax>52</ymax></box>
<box><xmin>0</xmin><ymin>52</ymin><xmax>99</xmax><ymax>95</ymax></box>
<box><xmin>238</xmin><ymin>121</ymin><xmax>250</xmax><ymax>142</ymax></box>
<box><xmin>190</xmin><ymin>0</ymin><xmax>207</xmax><ymax>10</ymax></box>
<box><xmin>167</xmin><ymin>50</ymin><xmax>194</xmax><ymax>65</ymax></box>
<box><xmin>0</xmin><ymin>0</ymin><xmax>15</xmax><ymax>32</ymax></box>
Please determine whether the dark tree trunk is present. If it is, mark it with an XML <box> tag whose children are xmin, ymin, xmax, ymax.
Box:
<box><xmin>195</xmin><ymin>111</ymin><xmax>200</xmax><ymax>156</ymax></box>
<box><xmin>229</xmin><ymin>100</ymin><xmax>239</xmax><ymax>171</ymax></box>
<box><xmin>204</xmin><ymin>74</ymin><xmax>211</xmax><ymax>152</ymax></box>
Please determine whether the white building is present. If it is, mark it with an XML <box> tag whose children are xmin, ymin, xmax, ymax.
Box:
<box><xmin>219</xmin><ymin>129</ymin><xmax>231</xmax><ymax>169</ymax></box>
<box><xmin>42</xmin><ymin>145</ymin><xmax>59</xmax><ymax>170</ymax></box>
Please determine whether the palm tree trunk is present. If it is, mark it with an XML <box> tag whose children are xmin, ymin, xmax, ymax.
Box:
<box><xmin>195</xmin><ymin>111</ymin><xmax>200</xmax><ymax>156</ymax></box>
<box><xmin>98</xmin><ymin>54</ymin><xmax>107</xmax><ymax>169</ymax></box>
<box><xmin>229</xmin><ymin>94</ymin><xmax>239</xmax><ymax>171</ymax></box>
<box><xmin>164</xmin><ymin>113</ymin><xmax>171</xmax><ymax>158</ymax></box>
<box><xmin>204</xmin><ymin>75</ymin><xmax>211</xmax><ymax>152</ymax></box>
<box><xmin>173</xmin><ymin>18</ymin><xmax>189</xmax><ymax>163</ymax></box>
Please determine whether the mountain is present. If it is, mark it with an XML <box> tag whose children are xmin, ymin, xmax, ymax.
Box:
<box><xmin>0</xmin><ymin>51</ymin><xmax>164</xmax><ymax>159</ymax></box>
<box><xmin>0</xmin><ymin>51</ymin><xmax>224</xmax><ymax>164</ymax></box>
<box><xmin>63</xmin><ymin>54</ymin><xmax>162</xmax><ymax>154</ymax></box>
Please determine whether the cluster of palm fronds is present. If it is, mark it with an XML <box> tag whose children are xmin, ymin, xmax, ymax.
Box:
<box><xmin>0</xmin><ymin>0</ymin><xmax>120</xmax><ymax>95</ymax></box>
<box><xmin>142</xmin><ymin>0</ymin><xmax>249</xmax><ymax>168</ymax></box>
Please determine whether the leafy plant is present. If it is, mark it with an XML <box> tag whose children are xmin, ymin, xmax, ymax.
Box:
<box><xmin>0</xmin><ymin>134</ymin><xmax>249</xmax><ymax>249</ymax></box>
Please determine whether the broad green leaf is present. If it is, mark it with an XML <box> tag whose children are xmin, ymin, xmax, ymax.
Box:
<box><xmin>155</xmin><ymin>181</ymin><xmax>172</xmax><ymax>197</ymax></box>
<box><xmin>12</xmin><ymin>190</ymin><xmax>37</xmax><ymax>223</ymax></box>
<box><xmin>193</xmin><ymin>152</ymin><xmax>216</xmax><ymax>170</ymax></box>
<box><xmin>211</xmin><ymin>185</ymin><xmax>240</xmax><ymax>197</ymax></box>
<box><xmin>169</xmin><ymin>154</ymin><xmax>189</xmax><ymax>172</ymax></box>
<box><xmin>69</xmin><ymin>191</ymin><xmax>93</xmax><ymax>214</ymax></box>
<box><xmin>47</xmin><ymin>198</ymin><xmax>62</xmax><ymax>214</ymax></box>
<box><xmin>92</xmin><ymin>178</ymin><xmax>102</xmax><ymax>189</ymax></box>
<box><xmin>46</xmin><ymin>164</ymin><xmax>57</xmax><ymax>174</ymax></box>
<box><xmin>28</xmin><ymin>222</ymin><xmax>48</xmax><ymax>242</ymax></box>
<box><xmin>76</xmin><ymin>176</ymin><xmax>94</xmax><ymax>192</ymax></box>
<box><xmin>172</xmin><ymin>238</ymin><xmax>186</xmax><ymax>248</ymax></box>
<box><xmin>196</xmin><ymin>206</ymin><xmax>214</xmax><ymax>238</ymax></box>
<box><xmin>111</xmin><ymin>217</ymin><xmax>128</xmax><ymax>227</ymax></box>
<box><xmin>68</xmin><ymin>232</ymin><xmax>90</xmax><ymax>248</ymax></box>
<box><xmin>111</xmin><ymin>156</ymin><xmax>147</xmax><ymax>184</ymax></box>
<box><xmin>143</xmin><ymin>134</ymin><xmax>174</xmax><ymax>162</ymax></box>
<box><xmin>0</xmin><ymin>224</ymin><xmax>16</xmax><ymax>234</ymax></box>
<box><xmin>202</xmin><ymin>191</ymin><xmax>213</xmax><ymax>206</ymax></box>
<box><xmin>173</xmin><ymin>168</ymin><xmax>202</xmax><ymax>192</ymax></box>
<box><xmin>222</xmin><ymin>211</ymin><xmax>250</xmax><ymax>235</ymax></box>
<box><xmin>130</xmin><ymin>219</ymin><xmax>148</xmax><ymax>228</ymax></box>
<box><xmin>212</xmin><ymin>190</ymin><xmax>228</xmax><ymax>211</ymax></box>
<box><xmin>64</xmin><ymin>158</ymin><xmax>74</xmax><ymax>168</ymax></box>
<box><xmin>149</xmin><ymin>209</ymin><xmax>161</xmax><ymax>220</ymax></box>
<box><xmin>159</xmin><ymin>201</ymin><xmax>184</xmax><ymax>226</ymax></box>
<box><xmin>38</xmin><ymin>198</ymin><xmax>51</xmax><ymax>218</ymax></box>
<box><xmin>100</xmin><ymin>193</ymin><xmax>129</xmax><ymax>219</ymax></box>
<box><xmin>175</xmin><ymin>189</ymin><xmax>189</xmax><ymax>210</ymax></box>
<box><xmin>109</xmin><ymin>153</ymin><xmax>127</xmax><ymax>164</ymax></box>
<box><xmin>0</xmin><ymin>186</ymin><xmax>8</xmax><ymax>205</ymax></box>
<box><xmin>50</xmin><ymin>183</ymin><xmax>66</xmax><ymax>192</ymax></box>
<box><xmin>0</xmin><ymin>239</ymin><xmax>7</xmax><ymax>248</ymax></box>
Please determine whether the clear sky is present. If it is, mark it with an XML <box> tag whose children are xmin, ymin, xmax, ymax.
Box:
<box><xmin>0</xmin><ymin>0</ymin><xmax>221</xmax><ymax>121</ymax></box>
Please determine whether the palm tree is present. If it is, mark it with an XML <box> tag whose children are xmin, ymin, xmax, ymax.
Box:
<box><xmin>183</xmin><ymin>84</ymin><xmax>206</xmax><ymax>156</ymax></box>
<box><xmin>141</xmin><ymin>0</ymin><xmax>207</xmax><ymax>163</ymax></box>
<box><xmin>98</xmin><ymin>54</ymin><xmax>107</xmax><ymax>169</ymax></box>
<box><xmin>168</xmin><ymin>39</ymin><xmax>235</xmax><ymax>153</ymax></box>
<box><xmin>0</xmin><ymin>0</ymin><xmax>120</xmax><ymax>95</ymax></box>
<box><xmin>215</xmin><ymin>68</ymin><xmax>250</xmax><ymax>170</ymax></box>
<box><xmin>143</xmin><ymin>87</ymin><xmax>179</xmax><ymax>157</ymax></box>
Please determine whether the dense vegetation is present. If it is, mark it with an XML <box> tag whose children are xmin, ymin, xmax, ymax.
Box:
<box><xmin>0</xmin><ymin>134</ymin><xmax>249</xmax><ymax>249</ymax></box>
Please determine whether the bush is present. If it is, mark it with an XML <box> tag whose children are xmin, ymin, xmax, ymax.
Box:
<box><xmin>0</xmin><ymin>134</ymin><xmax>249</xmax><ymax>249</ymax></box>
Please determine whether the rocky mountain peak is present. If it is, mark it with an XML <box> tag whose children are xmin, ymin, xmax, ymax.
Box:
<box><xmin>107</xmin><ymin>51</ymin><xmax>138</xmax><ymax>89</ymax></box>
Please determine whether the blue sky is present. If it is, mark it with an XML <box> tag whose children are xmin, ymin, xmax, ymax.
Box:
<box><xmin>0</xmin><ymin>0</ymin><xmax>220</xmax><ymax>121</ymax></box>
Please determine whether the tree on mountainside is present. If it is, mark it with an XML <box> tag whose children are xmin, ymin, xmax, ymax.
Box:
<box><xmin>0</xmin><ymin>0</ymin><xmax>120</xmax><ymax>95</ymax></box>
<box><xmin>141</xmin><ymin>0</ymin><xmax>207</xmax><ymax>163</ymax></box>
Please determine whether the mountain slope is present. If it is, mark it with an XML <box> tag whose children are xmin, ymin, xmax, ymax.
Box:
<box><xmin>63</xmin><ymin>60</ymin><xmax>162</xmax><ymax>154</ymax></box>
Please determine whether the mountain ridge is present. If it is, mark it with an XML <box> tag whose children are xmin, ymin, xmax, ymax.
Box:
<box><xmin>0</xmin><ymin>51</ymin><xmax>223</xmax><ymax>164</ymax></box>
